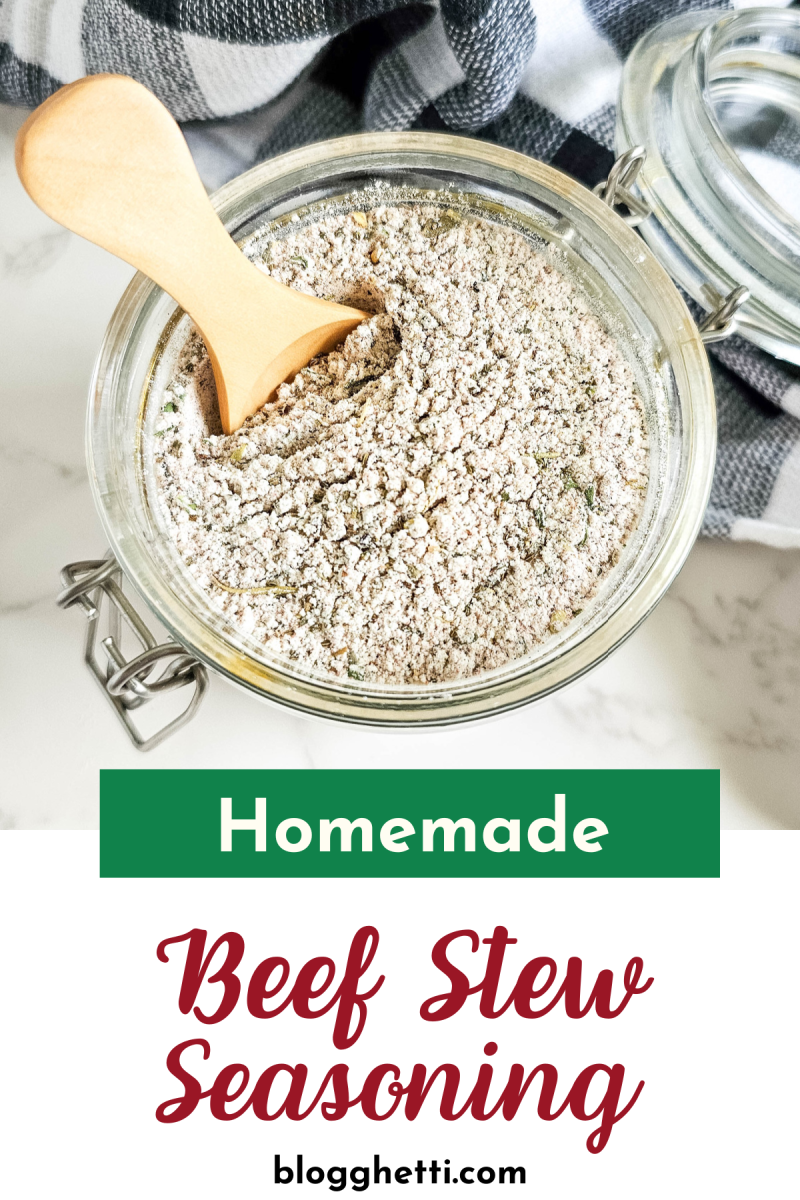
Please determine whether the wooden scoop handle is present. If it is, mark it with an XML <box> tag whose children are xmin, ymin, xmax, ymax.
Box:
<box><xmin>15</xmin><ymin>75</ymin><xmax>366</xmax><ymax>432</ymax></box>
<box><xmin>15</xmin><ymin>75</ymin><xmax>255</xmax><ymax>331</ymax></box>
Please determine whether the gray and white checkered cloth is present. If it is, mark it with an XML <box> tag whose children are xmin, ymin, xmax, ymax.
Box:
<box><xmin>3</xmin><ymin>0</ymin><xmax>799</xmax><ymax>546</ymax></box>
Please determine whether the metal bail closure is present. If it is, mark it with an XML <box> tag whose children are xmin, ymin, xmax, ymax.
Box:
<box><xmin>596</xmin><ymin>148</ymin><xmax>749</xmax><ymax>344</ymax></box>
<box><xmin>698</xmin><ymin>285</ymin><xmax>751</xmax><ymax>344</ymax></box>
<box><xmin>593</xmin><ymin>146</ymin><xmax>651</xmax><ymax>227</ymax></box>
<box><xmin>57</xmin><ymin>554</ymin><xmax>208</xmax><ymax>751</ymax></box>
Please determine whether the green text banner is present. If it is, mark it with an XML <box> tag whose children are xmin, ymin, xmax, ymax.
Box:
<box><xmin>99</xmin><ymin>769</ymin><xmax>719</xmax><ymax>878</ymax></box>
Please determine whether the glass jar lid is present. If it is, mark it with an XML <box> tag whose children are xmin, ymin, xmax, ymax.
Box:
<box><xmin>617</xmin><ymin>5</ymin><xmax>800</xmax><ymax>365</ymax></box>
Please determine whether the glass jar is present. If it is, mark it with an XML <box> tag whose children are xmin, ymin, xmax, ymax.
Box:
<box><xmin>76</xmin><ymin>132</ymin><xmax>714</xmax><ymax>735</ymax></box>
<box><xmin>617</xmin><ymin>5</ymin><xmax>800</xmax><ymax>363</ymax></box>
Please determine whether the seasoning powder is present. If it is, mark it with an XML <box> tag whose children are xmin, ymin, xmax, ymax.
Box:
<box><xmin>154</xmin><ymin>204</ymin><xmax>648</xmax><ymax>685</ymax></box>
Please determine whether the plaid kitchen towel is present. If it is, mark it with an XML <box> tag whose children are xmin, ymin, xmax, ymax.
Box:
<box><xmin>2</xmin><ymin>0</ymin><xmax>799</xmax><ymax>546</ymax></box>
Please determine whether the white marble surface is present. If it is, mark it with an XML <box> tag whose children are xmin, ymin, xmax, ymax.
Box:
<box><xmin>2</xmin><ymin>104</ymin><xmax>799</xmax><ymax>831</ymax></box>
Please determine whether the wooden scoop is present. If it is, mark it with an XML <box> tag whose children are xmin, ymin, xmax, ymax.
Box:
<box><xmin>15</xmin><ymin>74</ymin><xmax>368</xmax><ymax>433</ymax></box>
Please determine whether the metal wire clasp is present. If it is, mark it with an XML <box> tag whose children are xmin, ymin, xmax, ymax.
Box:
<box><xmin>57</xmin><ymin>554</ymin><xmax>208</xmax><ymax>751</ymax></box>
<box><xmin>594</xmin><ymin>147</ymin><xmax>651</xmax><ymax>227</ymax></box>
<box><xmin>597</xmin><ymin>149</ymin><xmax>749</xmax><ymax>342</ymax></box>
<box><xmin>698</xmin><ymin>284</ymin><xmax>750</xmax><ymax>344</ymax></box>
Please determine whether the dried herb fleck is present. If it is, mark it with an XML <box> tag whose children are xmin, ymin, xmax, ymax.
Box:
<box><xmin>421</xmin><ymin>209</ymin><xmax>462</xmax><ymax>239</ymax></box>
<box><xmin>211</xmin><ymin>575</ymin><xmax>298</xmax><ymax>596</ymax></box>
<box><xmin>549</xmin><ymin>609</ymin><xmax>568</xmax><ymax>633</ymax></box>
<box><xmin>346</xmin><ymin>374</ymin><xmax>381</xmax><ymax>395</ymax></box>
